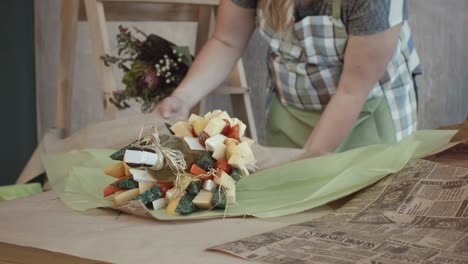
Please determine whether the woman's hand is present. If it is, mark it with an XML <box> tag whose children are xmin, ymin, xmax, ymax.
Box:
<box><xmin>155</xmin><ymin>95</ymin><xmax>190</xmax><ymax>119</ymax></box>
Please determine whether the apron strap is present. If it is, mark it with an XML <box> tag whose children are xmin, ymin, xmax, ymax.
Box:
<box><xmin>331</xmin><ymin>0</ymin><xmax>342</xmax><ymax>20</ymax></box>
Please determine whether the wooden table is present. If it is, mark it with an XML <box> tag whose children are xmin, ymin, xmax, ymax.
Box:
<box><xmin>2</xmin><ymin>121</ymin><xmax>467</xmax><ymax>263</ymax></box>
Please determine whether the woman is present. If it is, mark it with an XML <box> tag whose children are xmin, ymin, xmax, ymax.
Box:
<box><xmin>156</xmin><ymin>0</ymin><xmax>421</xmax><ymax>155</ymax></box>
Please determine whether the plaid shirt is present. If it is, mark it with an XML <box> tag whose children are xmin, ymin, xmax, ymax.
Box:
<box><xmin>258</xmin><ymin>0</ymin><xmax>420</xmax><ymax>141</ymax></box>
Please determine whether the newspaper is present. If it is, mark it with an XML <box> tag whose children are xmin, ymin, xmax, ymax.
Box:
<box><xmin>210</xmin><ymin>159</ymin><xmax>468</xmax><ymax>263</ymax></box>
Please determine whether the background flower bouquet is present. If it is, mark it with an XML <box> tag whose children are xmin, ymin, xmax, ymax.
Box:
<box><xmin>101</xmin><ymin>26</ymin><xmax>193</xmax><ymax>112</ymax></box>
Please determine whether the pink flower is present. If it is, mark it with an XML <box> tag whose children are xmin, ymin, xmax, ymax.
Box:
<box><xmin>141</xmin><ymin>66</ymin><xmax>161</xmax><ymax>92</ymax></box>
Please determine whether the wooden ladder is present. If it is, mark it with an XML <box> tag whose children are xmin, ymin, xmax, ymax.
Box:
<box><xmin>56</xmin><ymin>0</ymin><xmax>258</xmax><ymax>141</ymax></box>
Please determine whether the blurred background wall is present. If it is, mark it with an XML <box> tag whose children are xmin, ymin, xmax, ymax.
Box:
<box><xmin>0</xmin><ymin>0</ymin><xmax>36</xmax><ymax>185</ymax></box>
<box><xmin>33</xmin><ymin>0</ymin><xmax>467</xmax><ymax>153</ymax></box>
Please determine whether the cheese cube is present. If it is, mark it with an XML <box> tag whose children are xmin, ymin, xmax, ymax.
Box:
<box><xmin>170</xmin><ymin>121</ymin><xmax>193</xmax><ymax>137</ymax></box>
<box><xmin>203</xmin><ymin>180</ymin><xmax>217</xmax><ymax>192</ymax></box>
<box><xmin>204</xmin><ymin>117</ymin><xmax>226</xmax><ymax>136</ymax></box>
<box><xmin>205</xmin><ymin>134</ymin><xmax>227</xmax><ymax>152</ymax></box>
<box><xmin>212</xmin><ymin>143</ymin><xmax>227</xmax><ymax>161</ymax></box>
<box><xmin>193</xmin><ymin>190</ymin><xmax>214</xmax><ymax>209</ymax></box>
<box><xmin>241</xmin><ymin>137</ymin><xmax>255</xmax><ymax>146</ymax></box>
<box><xmin>216</xmin><ymin>111</ymin><xmax>231</xmax><ymax>122</ymax></box>
<box><xmin>188</xmin><ymin>114</ymin><xmax>204</xmax><ymax>124</ymax></box>
<box><xmin>193</xmin><ymin>118</ymin><xmax>209</xmax><ymax>136</ymax></box>
<box><xmin>178</xmin><ymin>174</ymin><xmax>199</xmax><ymax>190</ymax></box>
<box><xmin>203</xmin><ymin>111</ymin><xmax>213</xmax><ymax>119</ymax></box>
<box><xmin>165</xmin><ymin>187</ymin><xmax>185</xmax><ymax>202</ymax></box>
<box><xmin>238</xmin><ymin>122</ymin><xmax>247</xmax><ymax>138</ymax></box>
<box><xmin>230</xmin><ymin>118</ymin><xmax>247</xmax><ymax>137</ymax></box>
<box><xmin>113</xmin><ymin>188</ymin><xmax>140</xmax><ymax>206</ymax></box>
<box><xmin>152</xmin><ymin>198</ymin><xmax>167</xmax><ymax>210</ymax></box>
<box><xmin>236</xmin><ymin>142</ymin><xmax>256</xmax><ymax>164</ymax></box>
<box><xmin>139</xmin><ymin>181</ymin><xmax>156</xmax><ymax>194</ymax></box>
<box><xmin>228</xmin><ymin>154</ymin><xmax>246</xmax><ymax>170</ymax></box>
<box><xmin>226</xmin><ymin>143</ymin><xmax>241</xmax><ymax>161</ymax></box>
<box><xmin>226</xmin><ymin>187</ymin><xmax>236</xmax><ymax>204</ymax></box>
<box><xmin>103</xmin><ymin>163</ymin><xmax>126</xmax><ymax>178</ymax></box>
<box><xmin>130</xmin><ymin>169</ymin><xmax>156</xmax><ymax>182</ymax></box>
<box><xmin>241</xmin><ymin>166</ymin><xmax>250</xmax><ymax>177</ymax></box>
<box><xmin>224</xmin><ymin>138</ymin><xmax>240</xmax><ymax>146</ymax></box>
<box><xmin>166</xmin><ymin>197</ymin><xmax>182</xmax><ymax>214</ymax></box>
<box><xmin>214</xmin><ymin>171</ymin><xmax>236</xmax><ymax>190</ymax></box>
<box><xmin>124</xmin><ymin>149</ymin><xmax>158</xmax><ymax>167</ymax></box>
<box><xmin>183</xmin><ymin>136</ymin><xmax>206</xmax><ymax>151</ymax></box>
<box><xmin>123</xmin><ymin>162</ymin><xmax>132</xmax><ymax>177</ymax></box>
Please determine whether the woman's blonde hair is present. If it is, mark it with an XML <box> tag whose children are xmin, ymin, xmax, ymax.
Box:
<box><xmin>259</xmin><ymin>0</ymin><xmax>295</xmax><ymax>37</ymax></box>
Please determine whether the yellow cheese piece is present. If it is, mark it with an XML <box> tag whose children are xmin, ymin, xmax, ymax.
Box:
<box><xmin>170</xmin><ymin>121</ymin><xmax>193</xmax><ymax>137</ymax></box>
<box><xmin>166</xmin><ymin>197</ymin><xmax>182</xmax><ymax>214</ymax></box>
<box><xmin>226</xmin><ymin>143</ymin><xmax>241</xmax><ymax>161</ymax></box>
<box><xmin>113</xmin><ymin>188</ymin><xmax>140</xmax><ymax>206</ymax></box>
<box><xmin>165</xmin><ymin>187</ymin><xmax>185</xmax><ymax>202</ymax></box>
<box><xmin>203</xmin><ymin>111</ymin><xmax>213</xmax><ymax>119</ymax></box>
<box><xmin>178</xmin><ymin>174</ymin><xmax>199</xmax><ymax>190</ymax></box>
<box><xmin>188</xmin><ymin>113</ymin><xmax>204</xmax><ymax>124</ymax></box>
<box><xmin>228</xmin><ymin>154</ymin><xmax>246</xmax><ymax>170</ymax></box>
<box><xmin>192</xmin><ymin>190</ymin><xmax>214</xmax><ymax>209</ymax></box>
<box><xmin>123</xmin><ymin>162</ymin><xmax>132</xmax><ymax>177</ymax></box>
<box><xmin>224</xmin><ymin>138</ymin><xmax>240</xmax><ymax>146</ymax></box>
<box><xmin>236</xmin><ymin>142</ymin><xmax>256</xmax><ymax>164</ymax></box>
<box><xmin>204</xmin><ymin>117</ymin><xmax>226</xmax><ymax>136</ymax></box>
<box><xmin>216</xmin><ymin>111</ymin><xmax>231</xmax><ymax>122</ymax></box>
<box><xmin>241</xmin><ymin>166</ymin><xmax>250</xmax><ymax>177</ymax></box>
<box><xmin>214</xmin><ymin>171</ymin><xmax>236</xmax><ymax>190</ymax></box>
<box><xmin>193</xmin><ymin>118</ymin><xmax>209</xmax><ymax>136</ymax></box>
<box><xmin>212</xmin><ymin>143</ymin><xmax>227</xmax><ymax>161</ymax></box>
<box><xmin>103</xmin><ymin>162</ymin><xmax>126</xmax><ymax>178</ymax></box>
<box><xmin>138</xmin><ymin>181</ymin><xmax>155</xmax><ymax>194</ymax></box>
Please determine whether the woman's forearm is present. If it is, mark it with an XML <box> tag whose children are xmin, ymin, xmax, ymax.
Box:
<box><xmin>172</xmin><ymin>36</ymin><xmax>245</xmax><ymax>108</ymax></box>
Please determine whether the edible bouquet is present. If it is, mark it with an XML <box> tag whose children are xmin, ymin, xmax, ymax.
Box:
<box><xmin>101</xmin><ymin>110</ymin><xmax>256</xmax><ymax>215</ymax></box>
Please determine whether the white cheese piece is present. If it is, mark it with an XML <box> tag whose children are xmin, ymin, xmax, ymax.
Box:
<box><xmin>139</xmin><ymin>181</ymin><xmax>155</xmax><ymax>194</ymax></box>
<box><xmin>203</xmin><ymin>111</ymin><xmax>213</xmax><ymax>119</ymax></box>
<box><xmin>202</xmin><ymin>180</ymin><xmax>217</xmax><ymax>192</ymax></box>
<box><xmin>212</xmin><ymin>143</ymin><xmax>227</xmax><ymax>161</ymax></box>
<box><xmin>236</xmin><ymin>142</ymin><xmax>256</xmax><ymax>164</ymax></box>
<box><xmin>183</xmin><ymin>136</ymin><xmax>206</xmax><ymax>151</ymax></box>
<box><xmin>130</xmin><ymin>169</ymin><xmax>156</xmax><ymax>182</ymax></box>
<box><xmin>188</xmin><ymin>114</ymin><xmax>204</xmax><ymax>124</ymax></box>
<box><xmin>204</xmin><ymin>117</ymin><xmax>226</xmax><ymax>136</ymax></box>
<box><xmin>193</xmin><ymin>118</ymin><xmax>209</xmax><ymax>136</ymax></box>
<box><xmin>205</xmin><ymin>134</ymin><xmax>227</xmax><ymax>152</ymax></box>
<box><xmin>152</xmin><ymin>198</ymin><xmax>167</xmax><ymax>210</ymax></box>
<box><xmin>226</xmin><ymin>187</ymin><xmax>236</xmax><ymax>204</ymax></box>
<box><xmin>230</xmin><ymin>118</ymin><xmax>247</xmax><ymax>137</ymax></box>
<box><xmin>206</xmin><ymin>110</ymin><xmax>223</xmax><ymax>120</ymax></box>
<box><xmin>238</xmin><ymin>122</ymin><xmax>247</xmax><ymax>138</ymax></box>
<box><xmin>124</xmin><ymin>149</ymin><xmax>158</xmax><ymax>167</ymax></box>
<box><xmin>216</xmin><ymin>111</ymin><xmax>231</xmax><ymax>122</ymax></box>
<box><xmin>241</xmin><ymin>137</ymin><xmax>255</xmax><ymax>146</ymax></box>
<box><xmin>193</xmin><ymin>190</ymin><xmax>214</xmax><ymax>209</ymax></box>
<box><xmin>228</xmin><ymin>154</ymin><xmax>246</xmax><ymax>170</ymax></box>
<box><xmin>170</xmin><ymin>121</ymin><xmax>193</xmax><ymax>137</ymax></box>
<box><xmin>214</xmin><ymin>171</ymin><xmax>236</xmax><ymax>190</ymax></box>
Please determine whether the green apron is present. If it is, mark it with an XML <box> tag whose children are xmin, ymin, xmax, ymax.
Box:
<box><xmin>258</xmin><ymin>0</ymin><xmax>417</xmax><ymax>151</ymax></box>
<box><xmin>265</xmin><ymin>95</ymin><xmax>397</xmax><ymax>151</ymax></box>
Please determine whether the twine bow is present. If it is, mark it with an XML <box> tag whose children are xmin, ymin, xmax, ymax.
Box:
<box><xmin>135</xmin><ymin>125</ymin><xmax>187</xmax><ymax>184</ymax></box>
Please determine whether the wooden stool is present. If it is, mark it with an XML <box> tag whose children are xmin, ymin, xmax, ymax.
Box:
<box><xmin>56</xmin><ymin>0</ymin><xmax>258</xmax><ymax>141</ymax></box>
